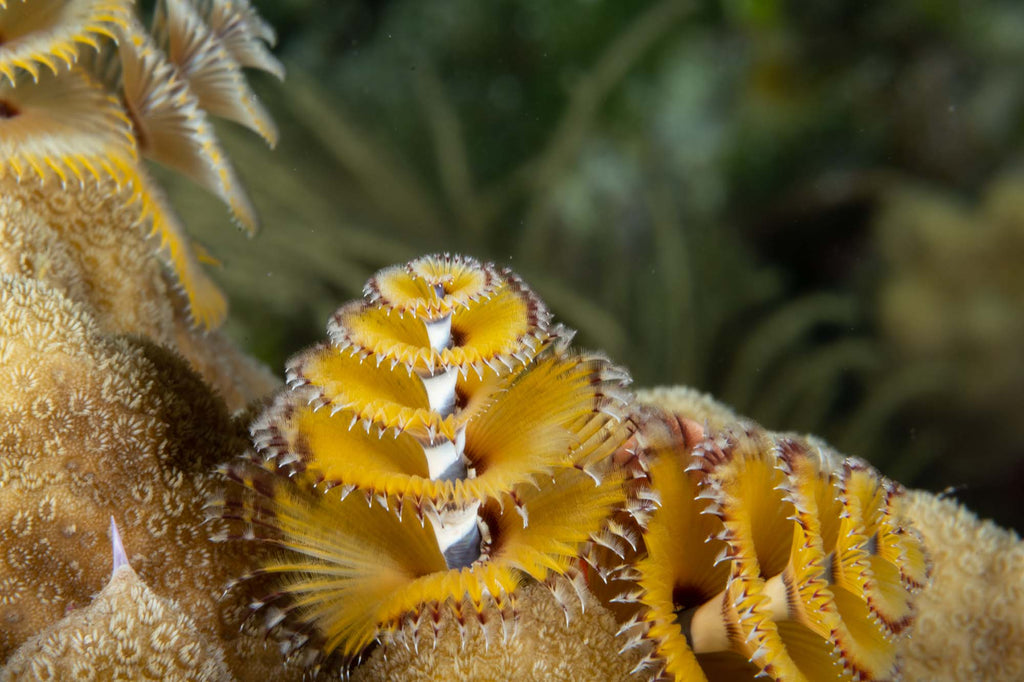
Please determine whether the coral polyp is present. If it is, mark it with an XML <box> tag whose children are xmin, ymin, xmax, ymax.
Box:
<box><xmin>214</xmin><ymin>254</ymin><xmax>637</xmax><ymax>670</ymax></box>
<box><xmin>615</xmin><ymin>409</ymin><xmax>928</xmax><ymax>681</ymax></box>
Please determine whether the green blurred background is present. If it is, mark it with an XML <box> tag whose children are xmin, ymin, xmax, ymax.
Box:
<box><xmin>166</xmin><ymin>0</ymin><xmax>1024</xmax><ymax>531</ymax></box>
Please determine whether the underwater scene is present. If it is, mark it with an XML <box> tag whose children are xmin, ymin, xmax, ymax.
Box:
<box><xmin>0</xmin><ymin>0</ymin><xmax>1021</xmax><ymax>679</ymax></box>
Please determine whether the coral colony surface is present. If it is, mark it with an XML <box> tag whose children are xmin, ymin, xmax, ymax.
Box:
<box><xmin>0</xmin><ymin>275</ymin><xmax>295</xmax><ymax>679</ymax></box>
<box><xmin>0</xmin><ymin>2</ymin><xmax>1023</xmax><ymax>682</ymax></box>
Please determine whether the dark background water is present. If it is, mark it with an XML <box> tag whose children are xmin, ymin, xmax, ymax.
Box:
<box><xmin>171</xmin><ymin>0</ymin><xmax>1024</xmax><ymax>532</ymax></box>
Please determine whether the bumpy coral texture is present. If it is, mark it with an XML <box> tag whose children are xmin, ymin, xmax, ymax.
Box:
<box><xmin>898</xmin><ymin>490</ymin><xmax>1024</xmax><ymax>680</ymax></box>
<box><xmin>1</xmin><ymin>564</ymin><xmax>235</xmax><ymax>681</ymax></box>
<box><xmin>635</xmin><ymin>385</ymin><xmax>739</xmax><ymax>432</ymax></box>
<box><xmin>0</xmin><ymin>179</ymin><xmax>279</xmax><ymax>410</ymax></box>
<box><xmin>0</xmin><ymin>276</ymin><xmax>296</xmax><ymax>678</ymax></box>
<box><xmin>352</xmin><ymin>582</ymin><xmax>644</xmax><ymax>681</ymax></box>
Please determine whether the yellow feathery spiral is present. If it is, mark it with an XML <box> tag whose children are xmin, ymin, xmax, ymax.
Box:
<box><xmin>193</xmin><ymin>0</ymin><xmax>285</xmax><ymax>80</ymax></box>
<box><xmin>153</xmin><ymin>0</ymin><xmax>279</xmax><ymax>146</ymax></box>
<box><xmin>0</xmin><ymin>67</ymin><xmax>137</xmax><ymax>186</ymax></box>
<box><xmin>0</xmin><ymin>0</ymin><xmax>281</xmax><ymax>328</ymax></box>
<box><xmin>614</xmin><ymin>409</ymin><xmax>928</xmax><ymax>681</ymax></box>
<box><xmin>0</xmin><ymin>0</ymin><xmax>133</xmax><ymax>83</ymax></box>
<box><xmin>213</xmin><ymin>254</ymin><xmax>639</xmax><ymax>672</ymax></box>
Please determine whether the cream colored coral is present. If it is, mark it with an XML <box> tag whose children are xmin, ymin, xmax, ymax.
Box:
<box><xmin>352</xmin><ymin>582</ymin><xmax>643</xmax><ymax>681</ymax></box>
<box><xmin>0</xmin><ymin>276</ymin><xmax>295</xmax><ymax>678</ymax></box>
<box><xmin>636</xmin><ymin>385</ymin><xmax>739</xmax><ymax>432</ymax></box>
<box><xmin>898</xmin><ymin>490</ymin><xmax>1024</xmax><ymax>680</ymax></box>
<box><xmin>0</xmin><ymin>177</ymin><xmax>278</xmax><ymax>411</ymax></box>
<box><xmin>1</xmin><ymin>564</ymin><xmax>235</xmax><ymax>681</ymax></box>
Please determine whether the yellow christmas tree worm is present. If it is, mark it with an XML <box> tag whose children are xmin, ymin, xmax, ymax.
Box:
<box><xmin>153</xmin><ymin>0</ymin><xmax>278</xmax><ymax>145</ymax></box>
<box><xmin>0</xmin><ymin>0</ymin><xmax>133</xmax><ymax>83</ymax></box>
<box><xmin>0</xmin><ymin>66</ymin><xmax>136</xmax><ymax>186</ymax></box>
<box><xmin>635</xmin><ymin>385</ymin><xmax>740</xmax><ymax>433</ymax></box>
<box><xmin>0</xmin><ymin>64</ymin><xmax>228</xmax><ymax>327</ymax></box>
<box><xmin>612</xmin><ymin>408</ymin><xmax>927</xmax><ymax>681</ymax></box>
<box><xmin>117</xmin><ymin>18</ymin><xmax>258</xmax><ymax>233</ymax></box>
<box><xmin>193</xmin><ymin>0</ymin><xmax>284</xmax><ymax>80</ymax></box>
<box><xmin>0</xmin><ymin>0</ymin><xmax>280</xmax><ymax>327</ymax></box>
<box><xmin>213</xmin><ymin>255</ymin><xmax>640</xmax><ymax>672</ymax></box>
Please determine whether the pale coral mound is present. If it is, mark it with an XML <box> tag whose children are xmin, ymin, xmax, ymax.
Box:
<box><xmin>353</xmin><ymin>582</ymin><xmax>643</xmax><ymax>681</ymax></box>
<box><xmin>898</xmin><ymin>490</ymin><xmax>1024</xmax><ymax>680</ymax></box>
<box><xmin>1</xmin><ymin>564</ymin><xmax>234</xmax><ymax>681</ymax></box>
<box><xmin>636</xmin><ymin>385</ymin><xmax>739</xmax><ymax>432</ymax></box>
<box><xmin>0</xmin><ymin>276</ymin><xmax>295</xmax><ymax>678</ymax></box>
<box><xmin>0</xmin><ymin>178</ymin><xmax>278</xmax><ymax>410</ymax></box>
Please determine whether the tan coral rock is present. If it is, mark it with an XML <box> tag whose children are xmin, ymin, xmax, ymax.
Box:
<box><xmin>352</xmin><ymin>582</ymin><xmax>643</xmax><ymax>681</ymax></box>
<box><xmin>899</xmin><ymin>490</ymin><xmax>1024</xmax><ymax>681</ymax></box>
<box><xmin>0</xmin><ymin>275</ymin><xmax>296</xmax><ymax>678</ymax></box>
<box><xmin>1</xmin><ymin>564</ymin><xmax>235</xmax><ymax>681</ymax></box>
<box><xmin>0</xmin><ymin>178</ymin><xmax>279</xmax><ymax>410</ymax></box>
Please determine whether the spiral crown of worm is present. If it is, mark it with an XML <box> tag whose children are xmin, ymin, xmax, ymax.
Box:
<box><xmin>214</xmin><ymin>254</ymin><xmax>638</xmax><ymax>667</ymax></box>
<box><xmin>612</xmin><ymin>411</ymin><xmax>930</xmax><ymax>681</ymax></box>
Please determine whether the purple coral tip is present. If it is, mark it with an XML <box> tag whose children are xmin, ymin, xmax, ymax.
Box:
<box><xmin>110</xmin><ymin>516</ymin><xmax>130</xmax><ymax>572</ymax></box>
